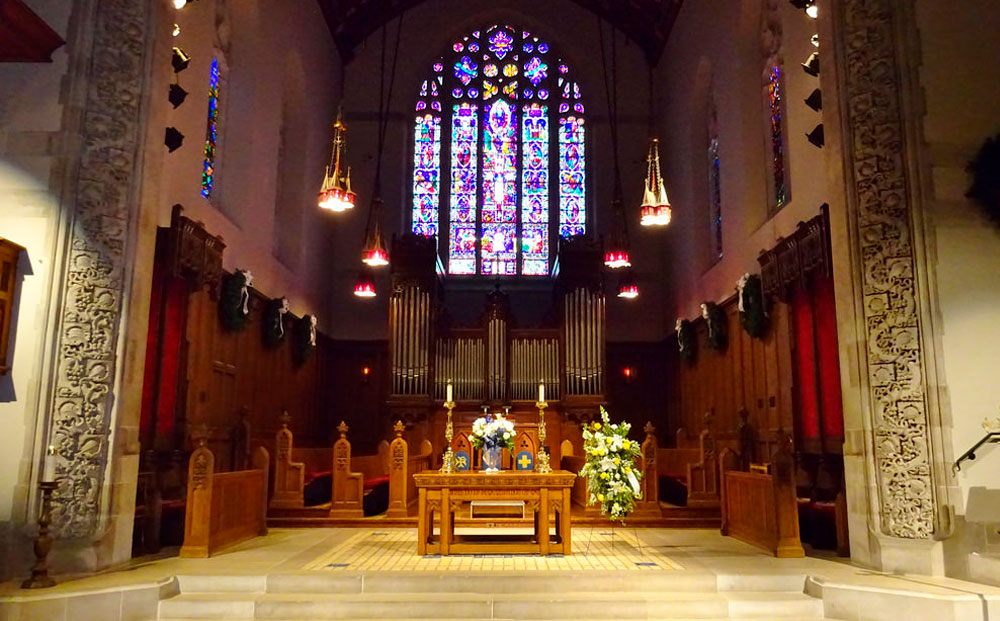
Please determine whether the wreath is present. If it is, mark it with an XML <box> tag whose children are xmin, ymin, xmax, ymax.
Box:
<box><xmin>293</xmin><ymin>314</ymin><xmax>317</xmax><ymax>364</ymax></box>
<box><xmin>701</xmin><ymin>302</ymin><xmax>728</xmax><ymax>351</ymax></box>
<box><xmin>675</xmin><ymin>318</ymin><xmax>696</xmax><ymax>364</ymax></box>
<box><xmin>737</xmin><ymin>273</ymin><xmax>769</xmax><ymax>339</ymax></box>
<box><xmin>219</xmin><ymin>269</ymin><xmax>252</xmax><ymax>332</ymax></box>
<box><xmin>967</xmin><ymin>134</ymin><xmax>1000</xmax><ymax>224</ymax></box>
<box><xmin>262</xmin><ymin>297</ymin><xmax>290</xmax><ymax>348</ymax></box>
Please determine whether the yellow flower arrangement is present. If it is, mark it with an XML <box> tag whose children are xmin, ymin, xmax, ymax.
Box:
<box><xmin>578</xmin><ymin>407</ymin><xmax>644</xmax><ymax>522</ymax></box>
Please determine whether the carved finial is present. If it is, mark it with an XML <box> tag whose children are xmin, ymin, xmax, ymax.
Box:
<box><xmin>337</xmin><ymin>420</ymin><xmax>349</xmax><ymax>438</ymax></box>
<box><xmin>280</xmin><ymin>411</ymin><xmax>291</xmax><ymax>428</ymax></box>
<box><xmin>394</xmin><ymin>420</ymin><xmax>405</xmax><ymax>437</ymax></box>
<box><xmin>644</xmin><ymin>421</ymin><xmax>655</xmax><ymax>437</ymax></box>
<box><xmin>191</xmin><ymin>423</ymin><xmax>211</xmax><ymax>448</ymax></box>
<box><xmin>702</xmin><ymin>410</ymin><xmax>715</xmax><ymax>430</ymax></box>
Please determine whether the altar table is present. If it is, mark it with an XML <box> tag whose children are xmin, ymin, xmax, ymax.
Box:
<box><xmin>413</xmin><ymin>470</ymin><xmax>576</xmax><ymax>556</ymax></box>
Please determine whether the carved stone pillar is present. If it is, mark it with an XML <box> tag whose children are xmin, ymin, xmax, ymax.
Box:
<box><xmin>39</xmin><ymin>0</ymin><xmax>152</xmax><ymax>544</ymax></box>
<box><xmin>825</xmin><ymin>0</ymin><xmax>954</xmax><ymax>573</ymax></box>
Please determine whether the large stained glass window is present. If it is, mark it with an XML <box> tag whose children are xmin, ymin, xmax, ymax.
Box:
<box><xmin>201</xmin><ymin>57</ymin><xmax>221</xmax><ymax>198</ymax></box>
<box><xmin>767</xmin><ymin>65</ymin><xmax>787</xmax><ymax>210</ymax></box>
<box><xmin>411</xmin><ymin>25</ymin><xmax>586</xmax><ymax>276</ymax></box>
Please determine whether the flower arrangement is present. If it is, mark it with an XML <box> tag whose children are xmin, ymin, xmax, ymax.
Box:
<box><xmin>579</xmin><ymin>407</ymin><xmax>643</xmax><ymax>522</ymax></box>
<box><xmin>468</xmin><ymin>412</ymin><xmax>516</xmax><ymax>452</ymax></box>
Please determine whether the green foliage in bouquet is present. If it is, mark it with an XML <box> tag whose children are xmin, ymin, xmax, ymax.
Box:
<box><xmin>578</xmin><ymin>407</ymin><xmax>643</xmax><ymax>522</ymax></box>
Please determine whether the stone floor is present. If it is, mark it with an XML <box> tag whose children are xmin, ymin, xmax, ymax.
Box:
<box><xmin>1</xmin><ymin>528</ymin><xmax>999</xmax><ymax>620</ymax></box>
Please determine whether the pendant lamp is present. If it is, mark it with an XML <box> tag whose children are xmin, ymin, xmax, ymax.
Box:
<box><xmin>639</xmin><ymin>138</ymin><xmax>673</xmax><ymax>227</ymax></box>
<box><xmin>617</xmin><ymin>270</ymin><xmax>639</xmax><ymax>299</ymax></box>
<box><xmin>318</xmin><ymin>109</ymin><xmax>355</xmax><ymax>212</ymax></box>
<box><xmin>600</xmin><ymin>19</ymin><xmax>630</xmax><ymax>270</ymax></box>
<box><xmin>361</xmin><ymin>198</ymin><xmax>389</xmax><ymax>266</ymax></box>
<box><xmin>353</xmin><ymin>270</ymin><xmax>376</xmax><ymax>298</ymax></box>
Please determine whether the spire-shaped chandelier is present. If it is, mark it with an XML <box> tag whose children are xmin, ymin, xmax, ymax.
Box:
<box><xmin>318</xmin><ymin>108</ymin><xmax>355</xmax><ymax>212</ymax></box>
<box><xmin>361</xmin><ymin>197</ymin><xmax>389</xmax><ymax>266</ymax></box>
<box><xmin>640</xmin><ymin>138</ymin><xmax>672</xmax><ymax>227</ymax></box>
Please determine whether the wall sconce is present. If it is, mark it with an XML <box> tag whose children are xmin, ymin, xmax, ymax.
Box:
<box><xmin>806</xmin><ymin>124</ymin><xmax>825</xmax><ymax>148</ymax></box>
<box><xmin>171</xmin><ymin>47</ymin><xmax>191</xmax><ymax>73</ymax></box>
<box><xmin>164</xmin><ymin>127</ymin><xmax>184</xmax><ymax>152</ymax></box>
<box><xmin>802</xmin><ymin>52</ymin><xmax>820</xmax><ymax>77</ymax></box>
<box><xmin>804</xmin><ymin>88</ymin><xmax>822</xmax><ymax>111</ymax></box>
<box><xmin>168</xmin><ymin>83</ymin><xmax>188</xmax><ymax>108</ymax></box>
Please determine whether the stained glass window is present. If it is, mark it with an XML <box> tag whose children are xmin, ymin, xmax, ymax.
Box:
<box><xmin>767</xmin><ymin>65</ymin><xmax>787</xmax><ymax>210</ymax></box>
<box><xmin>708</xmin><ymin>137</ymin><xmax>722</xmax><ymax>261</ymax></box>
<box><xmin>201</xmin><ymin>57</ymin><xmax>221</xmax><ymax>198</ymax></box>
<box><xmin>410</xmin><ymin>24</ymin><xmax>586</xmax><ymax>276</ymax></box>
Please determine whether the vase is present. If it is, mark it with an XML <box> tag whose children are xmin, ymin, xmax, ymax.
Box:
<box><xmin>482</xmin><ymin>446</ymin><xmax>502</xmax><ymax>473</ymax></box>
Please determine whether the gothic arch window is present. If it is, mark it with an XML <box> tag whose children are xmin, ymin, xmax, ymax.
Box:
<box><xmin>411</xmin><ymin>24</ymin><xmax>586</xmax><ymax>277</ymax></box>
<box><xmin>761</xmin><ymin>1</ymin><xmax>790</xmax><ymax>213</ymax></box>
<box><xmin>707</xmin><ymin>93</ymin><xmax>722</xmax><ymax>262</ymax></box>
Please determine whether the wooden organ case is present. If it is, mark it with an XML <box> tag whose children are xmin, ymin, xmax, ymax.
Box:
<box><xmin>385</xmin><ymin>235</ymin><xmax>607</xmax><ymax>469</ymax></box>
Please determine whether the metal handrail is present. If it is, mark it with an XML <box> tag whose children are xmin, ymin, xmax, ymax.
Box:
<box><xmin>953</xmin><ymin>431</ymin><xmax>1000</xmax><ymax>473</ymax></box>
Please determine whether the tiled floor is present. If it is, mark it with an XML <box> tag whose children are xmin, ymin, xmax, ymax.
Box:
<box><xmin>303</xmin><ymin>528</ymin><xmax>685</xmax><ymax>571</ymax></box>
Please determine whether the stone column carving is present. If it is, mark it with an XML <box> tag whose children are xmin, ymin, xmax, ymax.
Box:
<box><xmin>46</xmin><ymin>0</ymin><xmax>151</xmax><ymax>538</ymax></box>
<box><xmin>838</xmin><ymin>0</ymin><xmax>935</xmax><ymax>539</ymax></box>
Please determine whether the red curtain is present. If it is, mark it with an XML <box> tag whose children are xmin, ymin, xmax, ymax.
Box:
<box><xmin>139</xmin><ymin>258</ymin><xmax>188</xmax><ymax>444</ymax></box>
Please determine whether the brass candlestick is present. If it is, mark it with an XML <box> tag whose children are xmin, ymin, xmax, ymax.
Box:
<box><xmin>535</xmin><ymin>400</ymin><xmax>551</xmax><ymax>473</ymax></box>
<box><xmin>440</xmin><ymin>400</ymin><xmax>456</xmax><ymax>473</ymax></box>
<box><xmin>22</xmin><ymin>481</ymin><xmax>57</xmax><ymax>589</ymax></box>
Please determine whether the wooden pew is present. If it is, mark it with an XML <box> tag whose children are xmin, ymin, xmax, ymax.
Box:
<box><xmin>632</xmin><ymin>422</ymin><xmax>662</xmax><ymax>518</ymax></box>
<box><xmin>271</xmin><ymin>412</ymin><xmax>305</xmax><ymax>509</ymax></box>
<box><xmin>386</xmin><ymin>421</ymin><xmax>434</xmax><ymax>518</ymax></box>
<box><xmin>329</xmin><ymin>421</ymin><xmax>364</xmax><ymax>518</ymax></box>
<box><xmin>686</xmin><ymin>421</ymin><xmax>720</xmax><ymax>508</ymax></box>
<box><xmin>180</xmin><ymin>439</ymin><xmax>269</xmax><ymax>558</ymax></box>
<box><xmin>719</xmin><ymin>435</ymin><xmax>804</xmax><ymax>558</ymax></box>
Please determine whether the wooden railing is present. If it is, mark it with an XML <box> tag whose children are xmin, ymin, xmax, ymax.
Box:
<box><xmin>180</xmin><ymin>442</ymin><xmax>269</xmax><ymax>558</ymax></box>
<box><xmin>719</xmin><ymin>439</ymin><xmax>803</xmax><ymax>557</ymax></box>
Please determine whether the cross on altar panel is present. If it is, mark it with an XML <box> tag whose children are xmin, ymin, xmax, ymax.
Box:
<box><xmin>414</xmin><ymin>470</ymin><xmax>575</xmax><ymax>556</ymax></box>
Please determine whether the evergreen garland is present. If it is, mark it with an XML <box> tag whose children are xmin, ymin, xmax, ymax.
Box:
<box><xmin>262</xmin><ymin>297</ymin><xmax>289</xmax><ymax>348</ymax></box>
<box><xmin>293</xmin><ymin>314</ymin><xmax>317</xmax><ymax>364</ymax></box>
<box><xmin>676</xmin><ymin>319</ymin><xmax>696</xmax><ymax>364</ymax></box>
<box><xmin>702</xmin><ymin>302</ymin><xmax>728</xmax><ymax>351</ymax></box>
<box><xmin>218</xmin><ymin>270</ymin><xmax>252</xmax><ymax>332</ymax></box>
<box><xmin>738</xmin><ymin>274</ymin><xmax>769</xmax><ymax>339</ymax></box>
<box><xmin>967</xmin><ymin>134</ymin><xmax>1000</xmax><ymax>224</ymax></box>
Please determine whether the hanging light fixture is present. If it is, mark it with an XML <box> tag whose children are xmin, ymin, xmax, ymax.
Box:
<box><xmin>360</xmin><ymin>16</ymin><xmax>403</xmax><ymax>269</ymax></box>
<box><xmin>599</xmin><ymin>18</ymin><xmax>631</xmax><ymax>269</ymax></box>
<box><xmin>640</xmin><ymin>138</ymin><xmax>673</xmax><ymax>227</ymax></box>
<box><xmin>353</xmin><ymin>271</ymin><xmax>377</xmax><ymax>298</ymax></box>
<box><xmin>617</xmin><ymin>271</ymin><xmax>639</xmax><ymax>299</ymax></box>
<box><xmin>318</xmin><ymin>108</ymin><xmax>355</xmax><ymax>212</ymax></box>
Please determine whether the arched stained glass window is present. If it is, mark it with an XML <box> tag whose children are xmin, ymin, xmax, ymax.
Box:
<box><xmin>411</xmin><ymin>24</ymin><xmax>586</xmax><ymax>276</ymax></box>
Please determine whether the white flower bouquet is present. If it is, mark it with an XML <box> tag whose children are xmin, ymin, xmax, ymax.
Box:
<box><xmin>579</xmin><ymin>407</ymin><xmax>643</xmax><ymax>522</ymax></box>
<box><xmin>468</xmin><ymin>412</ymin><xmax>516</xmax><ymax>452</ymax></box>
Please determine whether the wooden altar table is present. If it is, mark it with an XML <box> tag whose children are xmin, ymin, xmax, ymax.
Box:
<box><xmin>413</xmin><ymin>470</ymin><xmax>576</xmax><ymax>556</ymax></box>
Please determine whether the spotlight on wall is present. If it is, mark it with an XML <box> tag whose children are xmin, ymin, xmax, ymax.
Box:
<box><xmin>789</xmin><ymin>0</ymin><xmax>817</xmax><ymax>16</ymax></box>
<box><xmin>173</xmin><ymin>0</ymin><xmax>187</xmax><ymax>8</ymax></box>
<box><xmin>806</xmin><ymin>3</ymin><xmax>819</xmax><ymax>18</ymax></box>
<box><xmin>172</xmin><ymin>23</ymin><xmax>181</xmax><ymax>37</ymax></box>
<box><xmin>171</xmin><ymin>47</ymin><xmax>191</xmax><ymax>73</ymax></box>
<box><xmin>164</xmin><ymin>127</ymin><xmax>185</xmax><ymax>152</ymax></box>
<box><xmin>804</xmin><ymin>88</ymin><xmax>823</xmax><ymax>111</ymax></box>
<box><xmin>168</xmin><ymin>83</ymin><xmax>188</xmax><ymax>108</ymax></box>
<box><xmin>802</xmin><ymin>51</ymin><xmax>820</xmax><ymax>77</ymax></box>
<box><xmin>811</xmin><ymin>34</ymin><xmax>820</xmax><ymax>47</ymax></box>
<box><xmin>806</xmin><ymin>124</ymin><xmax>825</xmax><ymax>148</ymax></box>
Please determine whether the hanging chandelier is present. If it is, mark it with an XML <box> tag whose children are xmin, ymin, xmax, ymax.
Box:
<box><xmin>604</xmin><ymin>195</ymin><xmax>632</xmax><ymax>269</ymax></box>
<box><xmin>599</xmin><ymin>18</ymin><xmax>630</xmax><ymax>270</ymax></box>
<box><xmin>640</xmin><ymin>138</ymin><xmax>672</xmax><ymax>227</ymax></box>
<box><xmin>617</xmin><ymin>270</ymin><xmax>639</xmax><ymax>299</ymax></box>
<box><xmin>318</xmin><ymin>109</ymin><xmax>355</xmax><ymax>213</ymax></box>
<box><xmin>353</xmin><ymin>270</ymin><xmax>376</xmax><ymax>297</ymax></box>
<box><xmin>361</xmin><ymin>198</ymin><xmax>389</xmax><ymax>266</ymax></box>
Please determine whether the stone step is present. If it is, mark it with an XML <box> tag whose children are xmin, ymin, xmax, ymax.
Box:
<box><xmin>158</xmin><ymin>590</ymin><xmax>824</xmax><ymax>620</ymax></box>
<box><xmin>174</xmin><ymin>571</ymin><xmax>805</xmax><ymax>595</ymax></box>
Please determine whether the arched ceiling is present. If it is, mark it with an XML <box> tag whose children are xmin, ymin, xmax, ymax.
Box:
<box><xmin>316</xmin><ymin>0</ymin><xmax>684</xmax><ymax>65</ymax></box>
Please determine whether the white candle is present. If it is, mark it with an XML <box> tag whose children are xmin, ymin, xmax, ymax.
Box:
<box><xmin>446</xmin><ymin>382</ymin><xmax>453</xmax><ymax>403</ymax></box>
<box><xmin>42</xmin><ymin>445</ymin><xmax>56</xmax><ymax>482</ymax></box>
<box><xmin>538</xmin><ymin>381</ymin><xmax>545</xmax><ymax>403</ymax></box>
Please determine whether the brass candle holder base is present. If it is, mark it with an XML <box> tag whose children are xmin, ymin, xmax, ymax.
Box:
<box><xmin>535</xmin><ymin>400</ymin><xmax>551</xmax><ymax>473</ymax></box>
<box><xmin>440</xmin><ymin>400</ymin><xmax>456</xmax><ymax>473</ymax></box>
<box><xmin>22</xmin><ymin>481</ymin><xmax>57</xmax><ymax>589</ymax></box>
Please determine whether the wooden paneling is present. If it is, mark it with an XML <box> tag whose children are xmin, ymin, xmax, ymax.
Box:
<box><xmin>184</xmin><ymin>289</ymin><xmax>332</xmax><ymax>468</ymax></box>
<box><xmin>675</xmin><ymin>298</ymin><xmax>794</xmax><ymax>455</ymax></box>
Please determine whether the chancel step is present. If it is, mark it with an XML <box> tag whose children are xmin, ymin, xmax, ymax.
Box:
<box><xmin>158</xmin><ymin>572</ymin><xmax>825</xmax><ymax>620</ymax></box>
